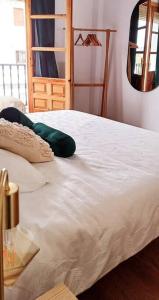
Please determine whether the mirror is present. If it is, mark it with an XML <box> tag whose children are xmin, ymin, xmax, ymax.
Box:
<box><xmin>127</xmin><ymin>0</ymin><xmax>159</xmax><ymax>92</ymax></box>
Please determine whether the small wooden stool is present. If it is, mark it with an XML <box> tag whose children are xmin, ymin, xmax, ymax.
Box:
<box><xmin>36</xmin><ymin>284</ymin><xmax>78</xmax><ymax>300</ymax></box>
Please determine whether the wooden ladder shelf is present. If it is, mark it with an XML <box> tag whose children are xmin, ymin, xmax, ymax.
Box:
<box><xmin>71</xmin><ymin>27</ymin><xmax>117</xmax><ymax>117</ymax></box>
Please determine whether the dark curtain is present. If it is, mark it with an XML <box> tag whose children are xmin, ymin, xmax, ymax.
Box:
<box><xmin>31</xmin><ymin>0</ymin><xmax>58</xmax><ymax>78</ymax></box>
<box><xmin>129</xmin><ymin>0</ymin><xmax>145</xmax><ymax>79</ymax></box>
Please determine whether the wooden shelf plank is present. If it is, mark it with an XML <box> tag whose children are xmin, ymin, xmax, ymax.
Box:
<box><xmin>26</xmin><ymin>0</ymin><xmax>72</xmax><ymax>113</ymax></box>
<box><xmin>31</xmin><ymin>14</ymin><xmax>66</xmax><ymax>20</ymax></box>
<box><xmin>33</xmin><ymin>93</ymin><xmax>65</xmax><ymax>101</ymax></box>
<box><xmin>74</xmin><ymin>83</ymin><xmax>104</xmax><ymax>87</ymax></box>
<box><xmin>32</xmin><ymin>77</ymin><xmax>66</xmax><ymax>84</ymax></box>
<box><xmin>32</xmin><ymin>47</ymin><xmax>66</xmax><ymax>52</ymax></box>
<box><xmin>73</xmin><ymin>27</ymin><xmax>117</xmax><ymax>33</ymax></box>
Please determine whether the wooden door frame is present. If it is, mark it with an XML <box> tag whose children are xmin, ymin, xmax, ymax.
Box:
<box><xmin>141</xmin><ymin>0</ymin><xmax>159</xmax><ymax>91</ymax></box>
<box><xmin>25</xmin><ymin>0</ymin><xmax>33</xmax><ymax>112</ymax></box>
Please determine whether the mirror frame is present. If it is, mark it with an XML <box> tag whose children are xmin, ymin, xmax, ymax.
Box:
<box><xmin>127</xmin><ymin>0</ymin><xmax>159</xmax><ymax>92</ymax></box>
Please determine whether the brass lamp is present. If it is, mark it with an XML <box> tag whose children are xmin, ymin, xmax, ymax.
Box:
<box><xmin>0</xmin><ymin>168</ymin><xmax>19</xmax><ymax>300</ymax></box>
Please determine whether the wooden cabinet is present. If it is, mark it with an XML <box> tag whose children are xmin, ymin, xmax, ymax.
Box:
<box><xmin>25</xmin><ymin>0</ymin><xmax>72</xmax><ymax>112</ymax></box>
<box><xmin>32</xmin><ymin>78</ymin><xmax>65</xmax><ymax>111</ymax></box>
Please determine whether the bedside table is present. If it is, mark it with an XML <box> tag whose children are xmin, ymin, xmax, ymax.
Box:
<box><xmin>36</xmin><ymin>283</ymin><xmax>78</xmax><ymax>300</ymax></box>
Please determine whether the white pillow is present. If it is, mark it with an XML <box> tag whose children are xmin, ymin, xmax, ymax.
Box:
<box><xmin>0</xmin><ymin>149</ymin><xmax>48</xmax><ymax>193</ymax></box>
<box><xmin>0</xmin><ymin>118</ymin><xmax>54</xmax><ymax>163</ymax></box>
<box><xmin>0</xmin><ymin>96</ymin><xmax>25</xmax><ymax>112</ymax></box>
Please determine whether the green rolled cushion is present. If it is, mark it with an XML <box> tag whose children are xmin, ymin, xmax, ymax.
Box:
<box><xmin>19</xmin><ymin>113</ymin><xmax>34</xmax><ymax>129</ymax></box>
<box><xmin>32</xmin><ymin>122</ymin><xmax>76</xmax><ymax>158</ymax></box>
<box><xmin>0</xmin><ymin>107</ymin><xmax>76</xmax><ymax>158</ymax></box>
<box><xmin>0</xmin><ymin>107</ymin><xmax>34</xmax><ymax>129</ymax></box>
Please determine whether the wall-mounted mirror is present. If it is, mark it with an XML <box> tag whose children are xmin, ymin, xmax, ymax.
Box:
<box><xmin>127</xmin><ymin>0</ymin><xmax>159</xmax><ymax>92</ymax></box>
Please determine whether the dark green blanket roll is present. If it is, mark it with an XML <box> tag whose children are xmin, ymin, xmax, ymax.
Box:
<box><xmin>0</xmin><ymin>107</ymin><xmax>34</xmax><ymax>129</ymax></box>
<box><xmin>0</xmin><ymin>107</ymin><xmax>76</xmax><ymax>158</ymax></box>
<box><xmin>33</xmin><ymin>123</ymin><xmax>76</xmax><ymax>158</ymax></box>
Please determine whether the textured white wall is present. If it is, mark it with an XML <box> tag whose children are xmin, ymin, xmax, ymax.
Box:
<box><xmin>72</xmin><ymin>0</ymin><xmax>115</xmax><ymax>115</ymax></box>
<box><xmin>108</xmin><ymin>0</ymin><xmax>159</xmax><ymax>132</ymax></box>
<box><xmin>72</xmin><ymin>0</ymin><xmax>159</xmax><ymax>132</ymax></box>
<box><xmin>0</xmin><ymin>0</ymin><xmax>26</xmax><ymax>64</ymax></box>
<box><xmin>105</xmin><ymin>0</ymin><xmax>159</xmax><ymax>132</ymax></box>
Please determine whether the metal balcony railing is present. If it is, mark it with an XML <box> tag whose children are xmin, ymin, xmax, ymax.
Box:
<box><xmin>0</xmin><ymin>64</ymin><xmax>27</xmax><ymax>105</ymax></box>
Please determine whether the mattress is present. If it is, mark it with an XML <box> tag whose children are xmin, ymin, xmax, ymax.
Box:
<box><xmin>5</xmin><ymin>110</ymin><xmax>159</xmax><ymax>299</ymax></box>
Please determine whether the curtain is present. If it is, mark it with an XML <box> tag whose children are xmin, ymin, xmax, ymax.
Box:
<box><xmin>31</xmin><ymin>0</ymin><xmax>58</xmax><ymax>78</ymax></box>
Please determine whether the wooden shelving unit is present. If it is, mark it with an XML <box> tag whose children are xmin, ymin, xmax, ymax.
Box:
<box><xmin>71</xmin><ymin>28</ymin><xmax>116</xmax><ymax>117</ymax></box>
<box><xmin>25</xmin><ymin>0</ymin><xmax>72</xmax><ymax>112</ymax></box>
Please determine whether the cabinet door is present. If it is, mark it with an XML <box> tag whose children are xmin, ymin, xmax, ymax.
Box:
<box><xmin>25</xmin><ymin>0</ymin><xmax>72</xmax><ymax>112</ymax></box>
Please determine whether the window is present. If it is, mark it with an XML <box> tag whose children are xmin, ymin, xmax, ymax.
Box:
<box><xmin>149</xmin><ymin>11</ymin><xmax>159</xmax><ymax>71</ymax></box>
<box><xmin>135</xmin><ymin>3</ymin><xmax>159</xmax><ymax>74</ymax></box>
<box><xmin>13</xmin><ymin>8</ymin><xmax>24</xmax><ymax>26</ymax></box>
<box><xmin>134</xmin><ymin>4</ymin><xmax>147</xmax><ymax>75</ymax></box>
<box><xmin>16</xmin><ymin>50</ymin><xmax>26</xmax><ymax>64</ymax></box>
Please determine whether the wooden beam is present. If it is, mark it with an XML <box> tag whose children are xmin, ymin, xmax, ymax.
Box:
<box><xmin>31</xmin><ymin>47</ymin><xmax>66</xmax><ymax>52</ymax></box>
<box><xmin>101</xmin><ymin>31</ymin><xmax>110</xmax><ymax>117</ymax></box>
<box><xmin>74</xmin><ymin>83</ymin><xmax>104</xmax><ymax>87</ymax></box>
<box><xmin>74</xmin><ymin>28</ymin><xmax>117</xmax><ymax>33</ymax></box>
<box><xmin>25</xmin><ymin>0</ymin><xmax>34</xmax><ymax>112</ymax></box>
<box><xmin>33</xmin><ymin>93</ymin><xmax>65</xmax><ymax>101</ymax></box>
<box><xmin>71</xmin><ymin>27</ymin><xmax>75</xmax><ymax>108</ymax></box>
<box><xmin>30</xmin><ymin>14</ymin><xmax>66</xmax><ymax>19</ymax></box>
<box><xmin>142</xmin><ymin>0</ymin><xmax>153</xmax><ymax>91</ymax></box>
<box><xmin>65</xmin><ymin>0</ymin><xmax>72</xmax><ymax>109</ymax></box>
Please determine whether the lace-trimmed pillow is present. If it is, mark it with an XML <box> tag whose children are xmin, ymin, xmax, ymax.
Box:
<box><xmin>0</xmin><ymin>119</ymin><xmax>54</xmax><ymax>162</ymax></box>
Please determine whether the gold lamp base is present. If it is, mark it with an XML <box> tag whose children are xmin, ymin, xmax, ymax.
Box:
<box><xmin>3</xmin><ymin>182</ymin><xmax>19</xmax><ymax>230</ymax></box>
<box><xmin>0</xmin><ymin>169</ymin><xmax>19</xmax><ymax>300</ymax></box>
<box><xmin>0</xmin><ymin>169</ymin><xmax>40</xmax><ymax>299</ymax></box>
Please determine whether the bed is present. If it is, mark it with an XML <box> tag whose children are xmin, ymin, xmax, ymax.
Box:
<box><xmin>4</xmin><ymin>110</ymin><xmax>159</xmax><ymax>300</ymax></box>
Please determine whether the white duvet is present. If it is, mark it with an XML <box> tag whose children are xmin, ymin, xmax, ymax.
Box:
<box><xmin>5</xmin><ymin>110</ymin><xmax>159</xmax><ymax>299</ymax></box>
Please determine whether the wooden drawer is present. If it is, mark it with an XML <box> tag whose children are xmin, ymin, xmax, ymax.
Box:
<box><xmin>34</xmin><ymin>98</ymin><xmax>48</xmax><ymax>110</ymax></box>
<box><xmin>33</xmin><ymin>82</ymin><xmax>46</xmax><ymax>93</ymax></box>
<box><xmin>33</xmin><ymin>78</ymin><xmax>65</xmax><ymax>96</ymax></box>
<box><xmin>52</xmin><ymin>84</ymin><xmax>65</xmax><ymax>97</ymax></box>
<box><xmin>53</xmin><ymin>100</ymin><xmax>65</xmax><ymax>110</ymax></box>
<box><xmin>33</xmin><ymin>98</ymin><xmax>65</xmax><ymax>111</ymax></box>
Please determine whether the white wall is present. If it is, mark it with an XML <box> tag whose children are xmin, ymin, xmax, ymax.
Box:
<box><xmin>0</xmin><ymin>0</ymin><xmax>26</xmax><ymax>64</ymax></box>
<box><xmin>105</xmin><ymin>0</ymin><xmax>159</xmax><ymax>132</ymax></box>
<box><xmin>73</xmin><ymin>0</ymin><xmax>159</xmax><ymax>132</ymax></box>
<box><xmin>73</xmin><ymin>0</ymin><xmax>111</xmax><ymax>115</ymax></box>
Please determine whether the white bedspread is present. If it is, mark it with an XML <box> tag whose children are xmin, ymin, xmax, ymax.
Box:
<box><xmin>5</xmin><ymin>110</ymin><xmax>159</xmax><ymax>299</ymax></box>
